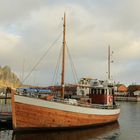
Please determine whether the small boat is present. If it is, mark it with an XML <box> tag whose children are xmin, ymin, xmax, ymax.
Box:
<box><xmin>12</xmin><ymin>13</ymin><xmax>120</xmax><ymax>131</ymax></box>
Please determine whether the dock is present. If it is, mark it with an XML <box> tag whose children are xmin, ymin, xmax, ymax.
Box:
<box><xmin>0</xmin><ymin>112</ymin><xmax>12</xmax><ymax>130</ymax></box>
<box><xmin>0</xmin><ymin>113</ymin><xmax>12</xmax><ymax>123</ymax></box>
<box><xmin>0</xmin><ymin>97</ymin><xmax>11</xmax><ymax>99</ymax></box>
<box><xmin>115</xmin><ymin>96</ymin><xmax>140</xmax><ymax>102</ymax></box>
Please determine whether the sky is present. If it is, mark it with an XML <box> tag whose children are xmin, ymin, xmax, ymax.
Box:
<box><xmin>0</xmin><ymin>0</ymin><xmax>140</xmax><ymax>86</ymax></box>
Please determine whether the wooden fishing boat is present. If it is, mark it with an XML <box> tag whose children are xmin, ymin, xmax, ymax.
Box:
<box><xmin>12</xmin><ymin>13</ymin><xmax>120</xmax><ymax>131</ymax></box>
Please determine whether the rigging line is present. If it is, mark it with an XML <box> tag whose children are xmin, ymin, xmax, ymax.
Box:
<box><xmin>54</xmin><ymin>47</ymin><xmax>63</xmax><ymax>85</ymax></box>
<box><xmin>22</xmin><ymin>32</ymin><xmax>63</xmax><ymax>84</ymax></box>
<box><xmin>51</xmin><ymin>17</ymin><xmax>65</xmax><ymax>86</ymax></box>
<box><xmin>68</xmin><ymin>53</ymin><xmax>78</xmax><ymax>84</ymax></box>
<box><xmin>39</xmin><ymin>18</ymin><xmax>63</xmax><ymax>52</ymax></box>
<box><xmin>66</xmin><ymin>43</ymin><xmax>79</xmax><ymax>84</ymax></box>
<box><xmin>66</xmin><ymin>47</ymin><xmax>77</xmax><ymax>83</ymax></box>
<box><xmin>51</xmin><ymin>46</ymin><xmax>62</xmax><ymax>86</ymax></box>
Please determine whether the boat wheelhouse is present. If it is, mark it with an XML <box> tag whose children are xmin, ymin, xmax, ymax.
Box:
<box><xmin>89</xmin><ymin>79</ymin><xmax>115</xmax><ymax>106</ymax></box>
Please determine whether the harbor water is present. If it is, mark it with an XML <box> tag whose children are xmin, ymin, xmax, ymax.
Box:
<box><xmin>0</xmin><ymin>101</ymin><xmax>140</xmax><ymax>140</ymax></box>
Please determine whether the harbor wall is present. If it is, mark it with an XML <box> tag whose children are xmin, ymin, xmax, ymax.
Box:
<box><xmin>115</xmin><ymin>96</ymin><xmax>140</xmax><ymax>102</ymax></box>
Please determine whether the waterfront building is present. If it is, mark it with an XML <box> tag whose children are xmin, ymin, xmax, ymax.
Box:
<box><xmin>115</xmin><ymin>84</ymin><xmax>128</xmax><ymax>96</ymax></box>
<box><xmin>77</xmin><ymin>77</ymin><xmax>93</xmax><ymax>96</ymax></box>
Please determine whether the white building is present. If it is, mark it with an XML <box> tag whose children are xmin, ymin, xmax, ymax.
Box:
<box><xmin>77</xmin><ymin>78</ymin><xmax>115</xmax><ymax>97</ymax></box>
<box><xmin>133</xmin><ymin>90</ymin><xmax>140</xmax><ymax>96</ymax></box>
<box><xmin>77</xmin><ymin>77</ymin><xmax>93</xmax><ymax>96</ymax></box>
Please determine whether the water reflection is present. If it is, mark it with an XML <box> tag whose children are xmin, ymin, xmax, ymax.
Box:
<box><xmin>12</xmin><ymin>122</ymin><xmax>120</xmax><ymax>140</ymax></box>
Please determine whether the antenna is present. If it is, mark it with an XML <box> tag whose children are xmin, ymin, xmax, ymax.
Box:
<box><xmin>108</xmin><ymin>45</ymin><xmax>114</xmax><ymax>80</ymax></box>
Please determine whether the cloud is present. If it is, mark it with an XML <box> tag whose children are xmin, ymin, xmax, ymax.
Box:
<box><xmin>0</xmin><ymin>0</ymin><xmax>44</xmax><ymax>24</ymax></box>
<box><xmin>0</xmin><ymin>31</ymin><xmax>21</xmax><ymax>52</ymax></box>
<box><xmin>0</xmin><ymin>0</ymin><xmax>140</xmax><ymax>85</ymax></box>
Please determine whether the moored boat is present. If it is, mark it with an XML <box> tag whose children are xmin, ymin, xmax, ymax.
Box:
<box><xmin>12</xmin><ymin>13</ymin><xmax>120</xmax><ymax>131</ymax></box>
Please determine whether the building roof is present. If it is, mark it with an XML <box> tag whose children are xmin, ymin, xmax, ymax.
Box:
<box><xmin>81</xmin><ymin>77</ymin><xmax>94</xmax><ymax>80</ymax></box>
<box><xmin>127</xmin><ymin>85</ymin><xmax>140</xmax><ymax>93</ymax></box>
<box><xmin>116</xmin><ymin>84</ymin><xmax>127</xmax><ymax>92</ymax></box>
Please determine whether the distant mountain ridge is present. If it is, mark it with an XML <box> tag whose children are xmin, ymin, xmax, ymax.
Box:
<box><xmin>0</xmin><ymin>65</ymin><xmax>21</xmax><ymax>88</ymax></box>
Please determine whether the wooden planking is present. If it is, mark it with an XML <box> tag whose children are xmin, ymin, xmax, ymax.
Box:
<box><xmin>15</xmin><ymin>95</ymin><xmax>120</xmax><ymax>115</ymax></box>
<box><xmin>13</xmin><ymin>101</ymin><xmax>119</xmax><ymax>129</ymax></box>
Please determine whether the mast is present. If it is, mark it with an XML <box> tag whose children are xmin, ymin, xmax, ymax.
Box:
<box><xmin>108</xmin><ymin>45</ymin><xmax>114</xmax><ymax>80</ymax></box>
<box><xmin>108</xmin><ymin>45</ymin><xmax>110</xmax><ymax>80</ymax></box>
<box><xmin>61</xmin><ymin>13</ymin><xmax>66</xmax><ymax>99</ymax></box>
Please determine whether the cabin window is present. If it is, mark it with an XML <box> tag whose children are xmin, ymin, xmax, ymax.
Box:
<box><xmin>95</xmin><ymin>89</ymin><xmax>98</xmax><ymax>94</ymax></box>
<box><xmin>92</xmin><ymin>89</ymin><xmax>94</xmax><ymax>94</ymax></box>
<box><xmin>98</xmin><ymin>89</ymin><xmax>100</xmax><ymax>94</ymax></box>
<box><xmin>94</xmin><ymin>82</ymin><xmax>98</xmax><ymax>85</ymax></box>
<box><xmin>91</xmin><ymin>88</ymin><xmax>95</xmax><ymax>94</ymax></box>
<box><xmin>94</xmin><ymin>89</ymin><xmax>97</xmax><ymax>94</ymax></box>
<box><xmin>91</xmin><ymin>89</ymin><xmax>93</xmax><ymax>94</ymax></box>
<box><xmin>112</xmin><ymin>89</ymin><xmax>114</xmax><ymax>95</ymax></box>
<box><xmin>101</xmin><ymin>89</ymin><xmax>104</xmax><ymax>94</ymax></box>
<box><xmin>98</xmin><ymin>89</ymin><xmax>101</xmax><ymax>94</ymax></box>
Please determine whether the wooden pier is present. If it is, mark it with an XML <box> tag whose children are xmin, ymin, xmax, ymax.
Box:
<box><xmin>115</xmin><ymin>96</ymin><xmax>140</xmax><ymax>102</ymax></box>
<box><xmin>0</xmin><ymin>98</ymin><xmax>12</xmax><ymax>128</ymax></box>
<box><xmin>0</xmin><ymin>113</ymin><xmax>12</xmax><ymax>123</ymax></box>
<box><xmin>0</xmin><ymin>97</ymin><xmax>11</xmax><ymax>99</ymax></box>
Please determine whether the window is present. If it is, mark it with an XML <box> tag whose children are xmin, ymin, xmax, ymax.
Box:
<box><xmin>91</xmin><ymin>89</ymin><xmax>93</xmax><ymax>94</ymax></box>
<box><xmin>112</xmin><ymin>89</ymin><xmax>114</xmax><ymax>95</ymax></box>
<box><xmin>101</xmin><ymin>89</ymin><xmax>104</xmax><ymax>94</ymax></box>
<box><xmin>98</xmin><ymin>89</ymin><xmax>100</xmax><ymax>94</ymax></box>
<box><xmin>94</xmin><ymin>89</ymin><xmax>97</xmax><ymax>94</ymax></box>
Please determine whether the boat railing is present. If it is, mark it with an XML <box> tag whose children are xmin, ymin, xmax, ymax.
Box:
<box><xmin>16</xmin><ymin>93</ymin><xmax>120</xmax><ymax>110</ymax></box>
<box><xmin>91</xmin><ymin>104</ymin><xmax>120</xmax><ymax>109</ymax></box>
<box><xmin>78</xmin><ymin>103</ymin><xmax>120</xmax><ymax>109</ymax></box>
<box><xmin>52</xmin><ymin>98</ymin><xmax>120</xmax><ymax>109</ymax></box>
